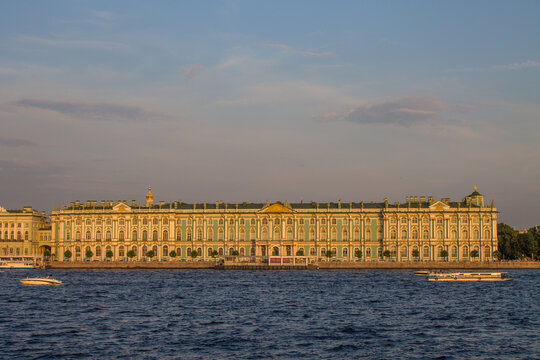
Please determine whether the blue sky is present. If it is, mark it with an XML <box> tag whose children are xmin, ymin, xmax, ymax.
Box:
<box><xmin>1</xmin><ymin>1</ymin><xmax>539</xmax><ymax>228</ymax></box>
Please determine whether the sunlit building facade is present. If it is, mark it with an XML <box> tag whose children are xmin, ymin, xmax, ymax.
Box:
<box><xmin>0</xmin><ymin>206</ymin><xmax>51</xmax><ymax>258</ymax></box>
<box><xmin>50</xmin><ymin>187</ymin><xmax>498</xmax><ymax>262</ymax></box>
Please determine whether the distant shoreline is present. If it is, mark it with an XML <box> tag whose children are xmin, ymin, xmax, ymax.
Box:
<box><xmin>47</xmin><ymin>261</ymin><xmax>540</xmax><ymax>270</ymax></box>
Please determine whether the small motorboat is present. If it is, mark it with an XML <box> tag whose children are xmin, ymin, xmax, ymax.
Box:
<box><xmin>414</xmin><ymin>270</ymin><xmax>430</xmax><ymax>276</ymax></box>
<box><xmin>20</xmin><ymin>275</ymin><xmax>63</xmax><ymax>286</ymax></box>
<box><xmin>427</xmin><ymin>272</ymin><xmax>513</xmax><ymax>282</ymax></box>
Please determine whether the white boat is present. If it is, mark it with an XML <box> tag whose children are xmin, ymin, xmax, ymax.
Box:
<box><xmin>414</xmin><ymin>270</ymin><xmax>430</xmax><ymax>276</ymax></box>
<box><xmin>427</xmin><ymin>272</ymin><xmax>512</xmax><ymax>282</ymax></box>
<box><xmin>20</xmin><ymin>276</ymin><xmax>63</xmax><ymax>286</ymax></box>
<box><xmin>0</xmin><ymin>259</ymin><xmax>35</xmax><ymax>269</ymax></box>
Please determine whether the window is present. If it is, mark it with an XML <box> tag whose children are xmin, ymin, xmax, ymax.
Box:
<box><xmin>24</xmin><ymin>231</ymin><xmax>28</xmax><ymax>241</ymax></box>
<box><xmin>96</xmin><ymin>231</ymin><xmax>101</xmax><ymax>242</ymax></box>
<box><xmin>451</xmin><ymin>230</ymin><xmax>457</xmax><ymax>239</ymax></box>
<box><xmin>106</xmin><ymin>231</ymin><xmax>111</xmax><ymax>241</ymax></box>
<box><xmin>366</xmin><ymin>248</ymin><xmax>371</xmax><ymax>257</ymax></box>
<box><xmin>229</xmin><ymin>218</ymin><xmax>234</xmax><ymax>225</ymax></box>
<box><xmin>119</xmin><ymin>218</ymin><xmax>125</xmax><ymax>226</ymax></box>
<box><xmin>310</xmin><ymin>247</ymin><xmax>316</xmax><ymax>256</ymax></box>
<box><xmin>275</xmin><ymin>218</ymin><xmax>280</xmax><ymax>225</ymax></box>
<box><xmin>401</xmin><ymin>229</ymin><xmax>407</xmax><ymax>239</ymax></box>
<box><xmin>218</xmin><ymin>248</ymin><xmax>223</xmax><ymax>256</ymax></box>
<box><xmin>436</xmin><ymin>217</ymin><xmax>443</xmax><ymax>225</ymax></box>
<box><xmin>106</xmin><ymin>219</ymin><xmax>111</xmax><ymax>226</ymax></box>
<box><xmin>197</xmin><ymin>218</ymin><xmax>202</xmax><ymax>225</ymax></box>
<box><xmin>273</xmin><ymin>227</ymin><xmax>280</xmax><ymax>240</ymax></box>
<box><xmin>365</xmin><ymin>229</ymin><xmax>371</xmax><ymax>240</ymax></box>
<box><xmin>132</xmin><ymin>218</ymin><xmax>138</xmax><ymax>226</ymax></box>
<box><xmin>485</xmin><ymin>246</ymin><xmax>491</xmax><ymax>258</ymax></box>
<box><xmin>96</xmin><ymin>246</ymin><xmax>102</xmax><ymax>257</ymax></box>
<box><xmin>143</xmin><ymin>230</ymin><xmax>148</xmax><ymax>241</ymax></box>
<box><xmin>119</xmin><ymin>231</ymin><xmax>124</xmax><ymax>241</ymax></box>
<box><xmin>332</xmin><ymin>218</ymin><xmax>337</xmax><ymax>225</ymax></box>
<box><xmin>163</xmin><ymin>218</ymin><xmax>169</xmax><ymax>225</ymax></box>
<box><xmin>412</xmin><ymin>217</ymin><xmax>418</xmax><ymax>224</ymax></box>
<box><xmin>153</xmin><ymin>218</ymin><xmax>158</xmax><ymax>225</ymax></box>
<box><xmin>343</xmin><ymin>248</ymin><xmax>348</xmax><ymax>257</ymax></box>
<box><xmin>320</xmin><ymin>228</ymin><xmax>327</xmax><ymax>240</ymax></box>
<box><xmin>354</xmin><ymin>229</ymin><xmax>359</xmax><ymax>241</ymax></box>
<box><xmin>163</xmin><ymin>230</ymin><xmax>168</xmax><ymax>241</ymax></box>
<box><xmin>298</xmin><ymin>229</ymin><xmax>304</xmax><ymax>242</ymax></box>
<box><xmin>219</xmin><ymin>219</ymin><xmax>224</xmax><ymax>225</ymax></box>
<box><xmin>240</xmin><ymin>219</ymin><xmax>245</xmax><ymax>225</ymax></box>
<box><xmin>287</xmin><ymin>228</ymin><xmax>293</xmax><ymax>240</ymax></box>
<box><xmin>310</xmin><ymin>218</ymin><xmax>315</xmax><ymax>225</ymax></box>
<box><xmin>400</xmin><ymin>246</ymin><xmax>407</xmax><ymax>258</ymax></box>
<box><xmin>423</xmin><ymin>246</ymin><xmax>429</xmax><ymax>258</ymax></box>
<box><xmin>207</xmin><ymin>229</ymin><xmax>213</xmax><ymax>241</ymax></box>
<box><xmin>321</xmin><ymin>248</ymin><xmax>326</xmax><ymax>256</ymax></box>
<box><xmin>287</xmin><ymin>218</ymin><xmax>293</xmax><ymax>225</ymax></box>
<box><xmin>143</xmin><ymin>218</ymin><xmax>148</xmax><ymax>225</ymax></box>
<box><xmin>462</xmin><ymin>246</ymin><xmax>469</xmax><ymax>257</ymax></box>
<box><xmin>176</xmin><ymin>230</ymin><xmax>181</xmax><ymax>241</ymax></box>
<box><xmin>390</xmin><ymin>217</ymin><xmax>397</xmax><ymax>224</ymax></box>
<box><xmin>331</xmin><ymin>228</ymin><xmax>337</xmax><ymax>241</ymax></box>
<box><xmin>119</xmin><ymin>246</ymin><xmax>125</xmax><ymax>257</ymax></box>
<box><xmin>208</xmin><ymin>247</ymin><xmax>213</xmax><ymax>256</ymax></box>
<box><xmin>250</xmin><ymin>219</ymin><xmax>256</xmax><ymax>225</ymax></box>
<box><xmin>484</xmin><ymin>230</ymin><xmax>490</xmax><ymax>239</ymax></box>
<box><xmin>239</xmin><ymin>229</ymin><xmax>245</xmax><ymax>241</ymax></box>
<box><xmin>390</xmin><ymin>230</ymin><xmax>397</xmax><ymax>240</ymax></box>
<box><xmin>423</xmin><ymin>229</ymin><xmax>429</xmax><ymax>240</ymax></box>
<box><xmin>86</xmin><ymin>219</ymin><xmax>92</xmax><ymax>226</ymax></box>
<box><xmin>250</xmin><ymin>229</ymin><xmax>256</xmax><ymax>241</ymax></box>
<box><xmin>462</xmin><ymin>230</ymin><xmax>468</xmax><ymax>240</ymax></box>
<box><xmin>197</xmin><ymin>229</ymin><xmax>202</xmax><ymax>241</ymax></box>
<box><xmin>176</xmin><ymin>248</ymin><xmax>181</xmax><ymax>257</ymax></box>
<box><xmin>219</xmin><ymin>229</ymin><xmax>224</xmax><ymax>241</ymax></box>
<box><xmin>412</xmin><ymin>230</ymin><xmax>418</xmax><ymax>239</ymax></box>
<box><xmin>262</xmin><ymin>228</ymin><xmax>268</xmax><ymax>240</ymax></box>
<box><xmin>321</xmin><ymin>219</ymin><xmax>326</xmax><ymax>225</ymax></box>
<box><xmin>188</xmin><ymin>218</ymin><xmax>192</xmax><ymax>226</ymax></box>
<box><xmin>229</xmin><ymin>228</ymin><xmax>235</xmax><ymax>241</ymax></box>
<box><xmin>76</xmin><ymin>231</ymin><xmax>81</xmax><ymax>241</ymax></box>
<box><xmin>133</xmin><ymin>230</ymin><xmax>138</xmax><ymax>242</ymax></box>
<box><xmin>309</xmin><ymin>229</ymin><xmax>315</xmax><ymax>241</ymax></box>
<box><xmin>299</xmin><ymin>219</ymin><xmax>304</xmax><ymax>225</ymax></box>
<box><xmin>163</xmin><ymin>245</ymin><xmax>169</xmax><ymax>256</ymax></box>
<box><xmin>365</xmin><ymin>218</ymin><xmax>371</xmax><ymax>225</ymax></box>
<box><xmin>187</xmin><ymin>230</ymin><xmax>192</xmax><ymax>241</ymax></box>
<box><xmin>451</xmin><ymin>246</ymin><xmax>457</xmax><ymax>258</ymax></box>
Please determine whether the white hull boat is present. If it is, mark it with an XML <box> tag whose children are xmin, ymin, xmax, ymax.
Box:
<box><xmin>20</xmin><ymin>276</ymin><xmax>63</xmax><ymax>286</ymax></box>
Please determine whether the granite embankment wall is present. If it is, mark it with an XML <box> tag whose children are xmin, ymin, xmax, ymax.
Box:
<box><xmin>48</xmin><ymin>261</ymin><xmax>540</xmax><ymax>270</ymax></box>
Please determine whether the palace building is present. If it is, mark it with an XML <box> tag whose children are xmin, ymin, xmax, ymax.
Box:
<box><xmin>49</xmin><ymin>187</ymin><xmax>498</xmax><ymax>262</ymax></box>
<box><xmin>0</xmin><ymin>206</ymin><xmax>51</xmax><ymax>258</ymax></box>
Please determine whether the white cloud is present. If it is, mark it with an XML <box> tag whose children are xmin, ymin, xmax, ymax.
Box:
<box><xmin>264</xmin><ymin>43</ymin><xmax>334</xmax><ymax>58</ymax></box>
<box><xmin>445</xmin><ymin>60</ymin><xmax>540</xmax><ymax>73</ymax></box>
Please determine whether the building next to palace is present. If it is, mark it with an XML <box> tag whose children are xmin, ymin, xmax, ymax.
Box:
<box><xmin>34</xmin><ymin>187</ymin><xmax>498</xmax><ymax>263</ymax></box>
<box><xmin>0</xmin><ymin>206</ymin><xmax>51</xmax><ymax>259</ymax></box>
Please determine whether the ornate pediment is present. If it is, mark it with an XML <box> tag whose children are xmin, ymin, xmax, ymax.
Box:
<box><xmin>429</xmin><ymin>201</ymin><xmax>450</xmax><ymax>211</ymax></box>
<box><xmin>113</xmin><ymin>202</ymin><xmax>131</xmax><ymax>212</ymax></box>
<box><xmin>258</xmin><ymin>202</ymin><xmax>294</xmax><ymax>214</ymax></box>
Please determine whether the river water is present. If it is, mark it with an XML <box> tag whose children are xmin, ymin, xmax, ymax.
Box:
<box><xmin>1</xmin><ymin>270</ymin><xmax>539</xmax><ymax>359</ymax></box>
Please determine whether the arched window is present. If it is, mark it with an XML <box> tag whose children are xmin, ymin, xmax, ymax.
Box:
<box><xmin>119</xmin><ymin>246</ymin><xmax>124</xmax><ymax>257</ymax></box>
<box><xmin>437</xmin><ymin>230</ymin><xmax>443</xmax><ymax>240</ymax></box>
<box><xmin>96</xmin><ymin>231</ymin><xmax>101</xmax><ymax>242</ymax></box>
<box><xmin>106</xmin><ymin>231</ymin><xmax>111</xmax><ymax>241</ymax></box>
<box><xmin>462</xmin><ymin>229</ymin><xmax>468</xmax><ymax>240</ymax></box>
<box><xmin>176</xmin><ymin>247</ymin><xmax>181</xmax><ymax>256</ymax></box>
<box><xmin>75</xmin><ymin>246</ymin><xmax>81</xmax><ymax>258</ymax></box>
<box><xmin>250</xmin><ymin>247</ymin><xmax>255</xmax><ymax>256</ymax></box>
<box><xmin>262</xmin><ymin>218</ymin><xmax>268</xmax><ymax>225</ymax></box>
<box><xmin>310</xmin><ymin>229</ymin><xmax>315</xmax><ymax>241</ymax></box>
<box><xmin>153</xmin><ymin>230</ymin><xmax>158</xmax><ymax>241</ymax></box>
<box><xmin>321</xmin><ymin>248</ymin><xmax>326</xmax><ymax>256</ymax></box>
<box><xmin>240</xmin><ymin>247</ymin><xmax>245</xmax><ymax>256</ymax></box>
<box><xmin>423</xmin><ymin>229</ymin><xmax>429</xmax><ymax>240</ymax></box>
<box><xmin>412</xmin><ymin>229</ymin><xmax>418</xmax><ymax>239</ymax></box>
<box><xmin>320</xmin><ymin>228</ymin><xmax>327</xmax><ymax>241</ymax></box>
<box><xmin>142</xmin><ymin>245</ymin><xmax>148</xmax><ymax>256</ymax></box>
<box><xmin>401</xmin><ymin>229</ymin><xmax>407</xmax><ymax>239</ymax></box>
<box><xmin>366</xmin><ymin>248</ymin><xmax>371</xmax><ymax>257</ymax></box>
<box><xmin>76</xmin><ymin>231</ymin><xmax>81</xmax><ymax>241</ymax></box>
<box><xmin>438</xmin><ymin>245</ymin><xmax>444</xmax><ymax>257</ymax></box>
<box><xmin>310</xmin><ymin>247</ymin><xmax>316</xmax><ymax>256</ymax></box>
<box><xmin>451</xmin><ymin>246</ymin><xmax>457</xmax><ymax>258</ymax></box>
<box><xmin>365</xmin><ymin>229</ymin><xmax>371</xmax><ymax>240</ymax></box>
<box><xmin>143</xmin><ymin>230</ymin><xmax>148</xmax><ymax>241</ymax></box>
<box><xmin>218</xmin><ymin>248</ymin><xmax>223</xmax><ymax>256</ymax></box>
<box><xmin>239</xmin><ymin>229</ymin><xmax>245</xmax><ymax>241</ymax></box>
<box><xmin>218</xmin><ymin>229</ymin><xmax>224</xmax><ymax>241</ymax></box>
<box><xmin>229</xmin><ymin>228</ymin><xmax>235</xmax><ymax>241</ymax></box>
<box><xmin>273</xmin><ymin>227</ymin><xmax>280</xmax><ymax>240</ymax></box>
<box><xmin>207</xmin><ymin>229</ymin><xmax>213</xmax><ymax>241</ymax></box>
<box><xmin>273</xmin><ymin>246</ymin><xmax>279</xmax><ymax>256</ymax></box>
<box><xmin>132</xmin><ymin>230</ymin><xmax>137</xmax><ymax>242</ymax></box>
<box><xmin>24</xmin><ymin>231</ymin><xmax>28</xmax><ymax>241</ymax></box>
<box><xmin>86</xmin><ymin>231</ymin><xmax>91</xmax><ymax>241</ymax></box>
<box><xmin>163</xmin><ymin>230</ymin><xmax>168</xmax><ymax>241</ymax></box>
<box><xmin>485</xmin><ymin>246</ymin><xmax>491</xmax><ymax>258</ymax></box>
<box><xmin>208</xmin><ymin>247</ymin><xmax>213</xmax><ymax>256</ymax></box>
<box><xmin>152</xmin><ymin>245</ymin><xmax>158</xmax><ymax>255</ymax></box>
<box><xmin>176</xmin><ymin>230</ymin><xmax>182</xmax><ymax>241</ymax></box>
<box><xmin>331</xmin><ymin>228</ymin><xmax>337</xmax><ymax>241</ymax></box>
<box><xmin>423</xmin><ymin>246</ymin><xmax>429</xmax><ymax>258</ymax></box>
<box><xmin>287</xmin><ymin>227</ymin><xmax>293</xmax><ymax>240</ymax></box>
<box><xmin>354</xmin><ymin>229</ymin><xmax>359</xmax><ymax>241</ymax></box>
<box><xmin>262</xmin><ymin>228</ymin><xmax>268</xmax><ymax>240</ymax></box>
<box><xmin>187</xmin><ymin>230</ymin><xmax>192</xmax><ymax>241</ymax></box>
<box><xmin>484</xmin><ymin>230</ymin><xmax>490</xmax><ymax>239</ymax></box>
<box><xmin>250</xmin><ymin>228</ymin><xmax>256</xmax><ymax>241</ymax></box>
<box><xmin>119</xmin><ymin>230</ymin><xmax>124</xmax><ymax>241</ymax></box>
<box><xmin>229</xmin><ymin>247</ymin><xmax>235</xmax><ymax>255</ymax></box>
<box><xmin>390</xmin><ymin>230</ymin><xmax>397</xmax><ymax>240</ymax></box>
<box><xmin>473</xmin><ymin>229</ymin><xmax>479</xmax><ymax>239</ymax></box>
<box><xmin>163</xmin><ymin>245</ymin><xmax>169</xmax><ymax>256</ymax></box>
<box><xmin>343</xmin><ymin>248</ymin><xmax>348</xmax><ymax>257</ymax></box>
<box><xmin>451</xmin><ymin>230</ymin><xmax>457</xmax><ymax>239</ymax></box>
<box><xmin>463</xmin><ymin>246</ymin><xmax>469</xmax><ymax>257</ymax></box>
<box><xmin>298</xmin><ymin>228</ymin><xmax>304</xmax><ymax>242</ymax></box>
<box><xmin>286</xmin><ymin>245</ymin><xmax>292</xmax><ymax>256</ymax></box>
<box><xmin>66</xmin><ymin>230</ymin><xmax>71</xmax><ymax>241</ymax></box>
<box><xmin>343</xmin><ymin>229</ymin><xmax>348</xmax><ymax>241</ymax></box>
<box><xmin>400</xmin><ymin>246</ymin><xmax>407</xmax><ymax>258</ymax></box>
<box><xmin>96</xmin><ymin>246</ymin><xmax>102</xmax><ymax>257</ymax></box>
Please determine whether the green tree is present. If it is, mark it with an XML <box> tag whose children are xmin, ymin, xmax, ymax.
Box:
<box><xmin>106</xmin><ymin>250</ymin><xmax>114</xmax><ymax>259</ymax></box>
<box><xmin>146</xmin><ymin>250</ymin><xmax>155</xmax><ymax>260</ymax></box>
<box><xmin>231</xmin><ymin>250</ymin><xmax>239</xmax><ymax>256</ymax></box>
<box><xmin>440</xmin><ymin>249</ymin><xmax>449</xmax><ymax>260</ymax></box>
<box><xmin>383</xmin><ymin>250</ymin><xmax>391</xmax><ymax>259</ymax></box>
<box><xmin>497</xmin><ymin>223</ymin><xmax>520</xmax><ymax>259</ymax></box>
<box><xmin>169</xmin><ymin>250</ymin><xmax>177</xmax><ymax>259</ymax></box>
<box><xmin>127</xmin><ymin>250</ymin><xmax>136</xmax><ymax>260</ymax></box>
<box><xmin>296</xmin><ymin>249</ymin><xmax>304</xmax><ymax>256</ymax></box>
<box><xmin>211</xmin><ymin>250</ymin><xmax>219</xmax><ymax>258</ymax></box>
<box><xmin>190</xmin><ymin>250</ymin><xmax>198</xmax><ymax>259</ymax></box>
<box><xmin>64</xmin><ymin>249</ymin><xmax>72</xmax><ymax>259</ymax></box>
<box><xmin>355</xmin><ymin>249</ymin><xmax>362</xmax><ymax>260</ymax></box>
<box><xmin>412</xmin><ymin>249</ymin><xmax>420</xmax><ymax>259</ymax></box>
<box><xmin>492</xmin><ymin>250</ymin><xmax>502</xmax><ymax>260</ymax></box>
<box><xmin>85</xmin><ymin>249</ymin><xmax>93</xmax><ymax>259</ymax></box>
<box><xmin>470</xmin><ymin>249</ymin><xmax>479</xmax><ymax>260</ymax></box>
<box><xmin>325</xmin><ymin>250</ymin><xmax>333</xmax><ymax>260</ymax></box>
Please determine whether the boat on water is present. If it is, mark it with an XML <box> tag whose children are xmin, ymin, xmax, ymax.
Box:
<box><xmin>414</xmin><ymin>270</ymin><xmax>430</xmax><ymax>276</ymax></box>
<box><xmin>427</xmin><ymin>272</ymin><xmax>512</xmax><ymax>282</ymax></box>
<box><xmin>20</xmin><ymin>276</ymin><xmax>63</xmax><ymax>286</ymax></box>
<box><xmin>0</xmin><ymin>258</ymin><xmax>36</xmax><ymax>269</ymax></box>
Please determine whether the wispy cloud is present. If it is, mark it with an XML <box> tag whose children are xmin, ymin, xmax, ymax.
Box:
<box><xmin>18</xmin><ymin>35</ymin><xmax>128</xmax><ymax>50</ymax></box>
<box><xmin>0</xmin><ymin>137</ymin><xmax>35</xmax><ymax>147</ymax></box>
<box><xmin>313</xmin><ymin>96</ymin><xmax>468</xmax><ymax>127</ymax></box>
<box><xmin>12</xmin><ymin>99</ymin><xmax>166</xmax><ymax>122</ymax></box>
<box><xmin>446</xmin><ymin>60</ymin><xmax>540</xmax><ymax>73</ymax></box>
<box><xmin>181</xmin><ymin>64</ymin><xmax>206</xmax><ymax>78</ymax></box>
<box><xmin>264</xmin><ymin>43</ymin><xmax>334</xmax><ymax>57</ymax></box>
<box><xmin>90</xmin><ymin>10</ymin><xmax>115</xmax><ymax>20</ymax></box>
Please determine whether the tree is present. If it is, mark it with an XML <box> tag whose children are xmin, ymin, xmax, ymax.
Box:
<box><xmin>497</xmin><ymin>223</ymin><xmax>520</xmax><ymax>259</ymax></box>
<box><xmin>470</xmin><ymin>249</ymin><xmax>479</xmax><ymax>260</ymax></box>
<box><xmin>146</xmin><ymin>250</ymin><xmax>155</xmax><ymax>260</ymax></box>
<box><xmin>127</xmin><ymin>250</ymin><xmax>136</xmax><ymax>260</ymax></box>
<box><xmin>412</xmin><ymin>249</ymin><xmax>420</xmax><ymax>259</ymax></box>
<box><xmin>492</xmin><ymin>250</ymin><xmax>502</xmax><ymax>260</ymax></box>
<box><xmin>64</xmin><ymin>249</ymin><xmax>72</xmax><ymax>259</ymax></box>
<box><xmin>211</xmin><ymin>250</ymin><xmax>218</xmax><ymax>258</ymax></box>
<box><xmin>440</xmin><ymin>249</ymin><xmax>449</xmax><ymax>260</ymax></box>
<box><xmin>85</xmin><ymin>249</ymin><xmax>93</xmax><ymax>259</ymax></box>
<box><xmin>231</xmin><ymin>250</ymin><xmax>239</xmax><ymax>256</ymax></box>
<box><xmin>296</xmin><ymin>249</ymin><xmax>304</xmax><ymax>256</ymax></box>
<box><xmin>355</xmin><ymin>249</ymin><xmax>362</xmax><ymax>260</ymax></box>
<box><xmin>106</xmin><ymin>250</ymin><xmax>114</xmax><ymax>259</ymax></box>
<box><xmin>325</xmin><ymin>250</ymin><xmax>333</xmax><ymax>260</ymax></box>
<box><xmin>383</xmin><ymin>250</ymin><xmax>391</xmax><ymax>259</ymax></box>
<box><xmin>190</xmin><ymin>250</ymin><xmax>198</xmax><ymax>260</ymax></box>
<box><xmin>169</xmin><ymin>251</ymin><xmax>177</xmax><ymax>259</ymax></box>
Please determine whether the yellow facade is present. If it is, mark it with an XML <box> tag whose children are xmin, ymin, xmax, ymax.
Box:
<box><xmin>50</xmin><ymin>188</ymin><xmax>498</xmax><ymax>263</ymax></box>
<box><xmin>0</xmin><ymin>206</ymin><xmax>50</xmax><ymax>258</ymax></box>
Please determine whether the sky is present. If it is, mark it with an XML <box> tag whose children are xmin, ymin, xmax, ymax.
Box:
<box><xmin>1</xmin><ymin>1</ymin><xmax>539</xmax><ymax>229</ymax></box>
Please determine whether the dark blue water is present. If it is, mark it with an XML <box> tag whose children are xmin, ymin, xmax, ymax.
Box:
<box><xmin>1</xmin><ymin>270</ymin><xmax>539</xmax><ymax>359</ymax></box>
